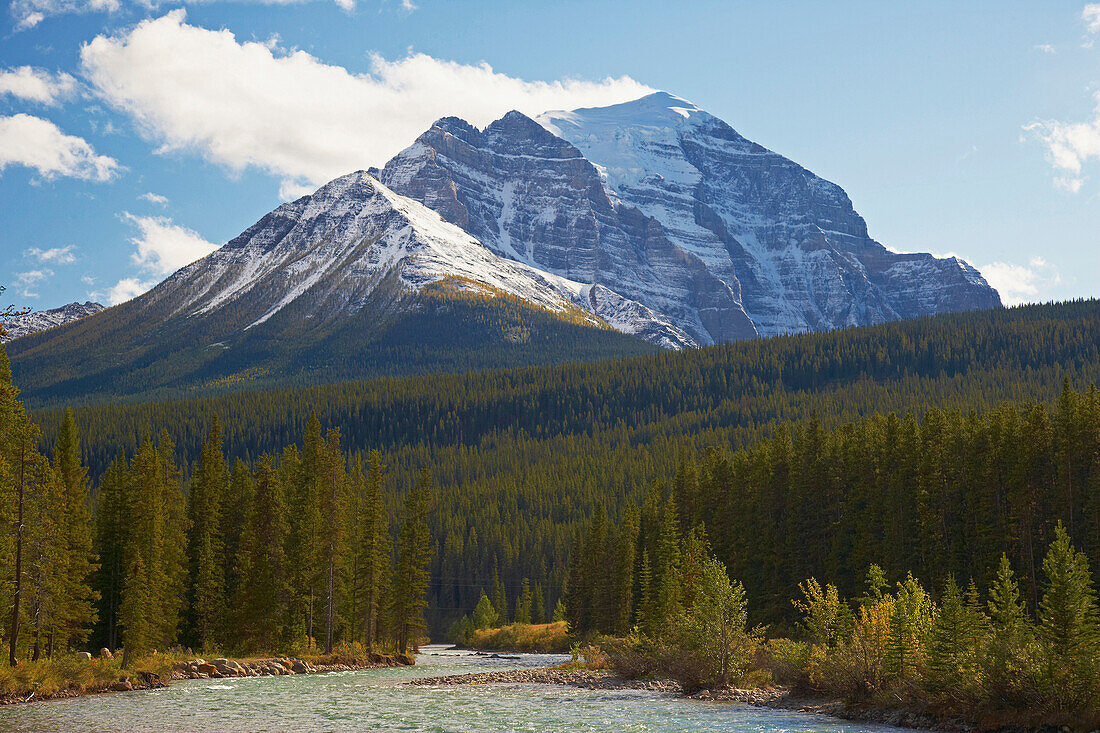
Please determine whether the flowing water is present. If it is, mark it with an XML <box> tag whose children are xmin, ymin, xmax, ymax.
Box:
<box><xmin>0</xmin><ymin>646</ymin><xmax>917</xmax><ymax>733</ymax></box>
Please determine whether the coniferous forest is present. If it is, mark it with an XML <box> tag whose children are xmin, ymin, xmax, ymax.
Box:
<box><xmin>0</xmin><ymin>344</ymin><xmax>435</xmax><ymax>664</ymax></box>
<box><xmin>2</xmin><ymin>298</ymin><xmax>1100</xmax><ymax>687</ymax></box>
<box><xmin>23</xmin><ymin>299</ymin><xmax>1100</xmax><ymax>635</ymax></box>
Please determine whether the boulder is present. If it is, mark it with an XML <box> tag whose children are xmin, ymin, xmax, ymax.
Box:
<box><xmin>290</xmin><ymin>659</ymin><xmax>309</xmax><ymax>674</ymax></box>
<box><xmin>197</xmin><ymin>662</ymin><xmax>218</xmax><ymax>675</ymax></box>
<box><xmin>110</xmin><ymin>679</ymin><xmax>133</xmax><ymax>692</ymax></box>
<box><xmin>77</xmin><ymin>651</ymin><xmax>92</xmax><ymax>661</ymax></box>
<box><xmin>99</xmin><ymin>648</ymin><xmax>113</xmax><ymax>660</ymax></box>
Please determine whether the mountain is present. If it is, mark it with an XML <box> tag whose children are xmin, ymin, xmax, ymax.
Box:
<box><xmin>1</xmin><ymin>301</ymin><xmax>104</xmax><ymax>343</ymax></box>
<box><xmin>8</xmin><ymin>91</ymin><xmax>1001</xmax><ymax>404</ymax></box>
<box><xmin>529</xmin><ymin>92</ymin><xmax>1000</xmax><ymax>337</ymax></box>
<box><xmin>6</xmin><ymin>174</ymin><xmax>654</xmax><ymax>405</ymax></box>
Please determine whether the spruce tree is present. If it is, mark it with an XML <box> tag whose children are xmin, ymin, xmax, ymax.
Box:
<box><xmin>391</xmin><ymin>468</ymin><xmax>433</xmax><ymax>654</ymax></box>
<box><xmin>186</xmin><ymin>418</ymin><xmax>228</xmax><ymax>652</ymax></box>
<box><xmin>514</xmin><ymin>578</ymin><xmax>532</xmax><ymax>624</ymax></box>
<box><xmin>1038</xmin><ymin>522</ymin><xmax>1098</xmax><ymax>706</ymax></box>
<box><xmin>52</xmin><ymin>408</ymin><xmax>98</xmax><ymax>651</ymax></box>
<box><xmin>234</xmin><ymin>455</ymin><xmax>288</xmax><ymax>652</ymax></box>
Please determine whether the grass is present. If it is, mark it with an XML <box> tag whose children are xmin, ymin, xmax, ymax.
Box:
<box><xmin>466</xmin><ymin>622</ymin><xmax>572</xmax><ymax>653</ymax></box>
<box><xmin>0</xmin><ymin>651</ymin><xmax>185</xmax><ymax>702</ymax></box>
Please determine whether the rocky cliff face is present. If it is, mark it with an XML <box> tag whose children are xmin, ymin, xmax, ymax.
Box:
<box><xmin>378</xmin><ymin>110</ymin><xmax>752</xmax><ymax>347</ymax></box>
<box><xmin>1</xmin><ymin>301</ymin><xmax>104</xmax><ymax>343</ymax></box>
<box><xmin>536</xmin><ymin>92</ymin><xmax>1000</xmax><ymax>338</ymax></box>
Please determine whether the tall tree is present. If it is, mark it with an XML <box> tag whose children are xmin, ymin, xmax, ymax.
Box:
<box><xmin>51</xmin><ymin>409</ymin><xmax>98</xmax><ymax>652</ymax></box>
<box><xmin>186</xmin><ymin>417</ymin><xmax>228</xmax><ymax>652</ymax></box>
<box><xmin>391</xmin><ymin>468</ymin><xmax>433</xmax><ymax>654</ymax></box>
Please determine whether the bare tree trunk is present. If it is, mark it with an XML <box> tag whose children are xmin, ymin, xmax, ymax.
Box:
<box><xmin>307</xmin><ymin>587</ymin><xmax>313</xmax><ymax>650</ymax></box>
<box><xmin>8</xmin><ymin>435</ymin><xmax>25</xmax><ymax>667</ymax></box>
<box><xmin>325</xmin><ymin>552</ymin><xmax>335</xmax><ymax>654</ymax></box>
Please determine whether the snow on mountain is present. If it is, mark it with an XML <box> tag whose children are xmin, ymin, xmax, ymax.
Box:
<box><xmin>1</xmin><ymin>301</ymin><xmax>104</xmax><ymax>343</ymax></box>
<box><xmin>377</xmin><ymin>111</ymin><xmax>746</xmax><ymax>347</ymax></box>
<box><xmin>142</xmin><ymin>171</ymin><xmax>692</xmax><ymax>348</ymax></box>
<box><xmin>537</xmin><ymin>92</ymin><xmax>1001</xmax><ymax>338</ymax></box>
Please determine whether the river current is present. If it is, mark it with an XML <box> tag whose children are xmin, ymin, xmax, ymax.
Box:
<box><xmin>0</xmin><ymin>646</ymin><xmax>919</xmax><ymax>733</ymax></box>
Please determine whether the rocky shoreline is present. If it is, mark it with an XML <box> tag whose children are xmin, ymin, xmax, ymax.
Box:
<box><xmin>1</xmin><ymin>653</ymin><xmax>412</xmax><ymax>707</ymax></box>
<box><xmin>409</xmin><ymin>668</ymin><xmax>980</xmax><ymax>733</ymax></box>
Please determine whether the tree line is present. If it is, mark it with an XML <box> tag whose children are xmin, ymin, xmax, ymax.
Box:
<box><xmin>0</xmin><ymin>344</ymin><xmax>433</xmax><ymax>664</ymax></box>
<box><xmin>26</xmin><ymin>300</ymin><xmax>1100</xmax><ymax>634</ymax></box>
<box><xmin>567</xmin><ymin>381</ymin><xmax>1100</xmax><ymax>635</ymax></box>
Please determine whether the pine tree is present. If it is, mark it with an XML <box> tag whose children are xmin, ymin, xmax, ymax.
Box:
<box><xmin>985</xmin><ymin>554</ymin><xmax>1032</xmax><ymax>703</ymax></box>
<box><xmin>320</xmin><ymin>428</ymin><xmax>346</xmax><ymax>654</ymax></box>
<box><xmin>391</xmin><ymin>468</ymin><xmax>433</xmax><ymax>654</ymax></box>
<box><xmin>926</xmin><ymin>575</ymin><xmax>985</xmax><ymax>696</ymax></box>
<box><xmin>287</xmin><ymin>415</ymin><xmax>323</xmax><ymax>648</ymax></box>
<box><xmin>51</xmin><ymin>408</ymin><xmax>98</xmax><ymax>652</ymax></box>
<box><xmin>532</xmin><ymin>581</ymin><xmax>546</xmax><ymax>625</ymax></box>
<box><xmin>472</xmin><ymin>590</ymin><xmax>498</xmax><ymax>630</ymax></box>
<box><xmin>186</xmin><ymin>418</ymin><xmax>228</xmax><ymax>652</ymax></box>
<box><xmin>93</xmin><ymin>450</ymin><xmax>130</xmax><ymax>651</ymax></box>
<box><xmin>233</xmin><ymin>455</ymin><xmax>288</xmax><ymax>652</ymax></box>
<box><xmin>1038</xmin><ymin>522</ymin><xmax>1098</xmax><ymax>706</ymax></box>
<box><xmin>514</xmin><ymin>578</ymin><xmax>532</xmax><ymax>624</ymax></box>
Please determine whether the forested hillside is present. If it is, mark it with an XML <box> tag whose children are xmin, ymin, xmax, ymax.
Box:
<box><xmin>28</xmin><ymin>300</ymin><xmax>1100</xmax><ymax>633</ymax></box>
<box><xmin>7</xmin><ymin>287</ymin><xmax>656</xmax><ymax>407</ymax></box>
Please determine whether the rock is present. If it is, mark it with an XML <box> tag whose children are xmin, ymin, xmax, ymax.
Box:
<box><xmin>99</xmin><ymin>648</ymin><xmax>113</xmax><ymax>660</ymax></box>
<box><xmin>197</xmin><ymin>663</ymin><xmax>218</xmax><ymax>675</ymax></box>
<box><xmin>77</xmin><ymin>651</ymin><xmax>92</xmax><ymax>661</ymax></box>
<box><xmin>290</xmin><ymin>660</ymin><xmax>309</xmax><ymax>674</ymax></box>
<box><xmin>110</xmin><ymin>679</ymin><xmax>133</xmax><ymax>692</ymax></box>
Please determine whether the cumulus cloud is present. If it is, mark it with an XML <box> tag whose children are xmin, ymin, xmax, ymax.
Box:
<box><xmin>980</xmin><ymin>256</ymin><xmax>1061</xmax><ymax>306</ymax></box>
<box><xmin>26</xmin><ymin>245</ymin><xmax>77</xmax><ymax>264</ymax></box>
<box><xmin>0</xmin><ymin>66</ymin><xmax>78</xmax><ymax>105</ymax></box>
<box><xmin>16</xmin><ymin>269</ymin><xmax>52</xmax><ymax>298</ymax></box>
<box><xmin>1086</xmin><ymin>4</ymin><xmax>1100</xmax><ymax>33</ymax></box>
<box><xmin>139</xmin><ymin>191</ymin><xmax>168</xmax><ymax>205</ymax></box>
<box><xmin>105</xmin><ymin>212</ymin><xmax>217</xmax><ymax>303</ymax></box>
<box><xmin>80</xmin><ymin>11</ymin><xmax>653</xmax><ymax>192</ymax></box>
<box><xmin>123</xmin><ymin>212</ymin><xmax>217</xmax><ymax>275</ymax></box>
<box><xmin>1024</xmin><ymin>92</ymin><xmax>1100</xmax><ymax>192</ymax></box>
<box><xmin>106</xmin><ymin>276</ymin><xmax>157</xmax><ymax>305</ymax></box>
<box><xmin>0</xmin><ymin>113</ymin><xmax>120</xmax><ymax>181</ymax></box>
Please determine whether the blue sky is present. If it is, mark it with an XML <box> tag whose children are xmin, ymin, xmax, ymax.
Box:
<box><xmin>2</xmin><ymin>0</ymin><xmax>1099</xmax><ymax>311</ymax></box>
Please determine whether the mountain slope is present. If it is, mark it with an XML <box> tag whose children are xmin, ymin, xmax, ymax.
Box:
<box><xmin>537</xmin><ymin>92</ymin><xmax>1001</xmax><ymax>337</ymax></box>
<box><xmin>7</xmin><ymin>174</ymin><xmax>655</xmax><ymax>405</ymax></box>
<box><xmin>1</xmin><ymin>301</ymin><xmax>104</xmax><ymax>343</ymax></box>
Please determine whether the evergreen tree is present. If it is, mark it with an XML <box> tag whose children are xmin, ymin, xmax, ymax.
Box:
<box><xmin>51</xmin><ymin>408</ymin><xmax>98</xmax><ymax>652</ymax></box>
<box><xmin>233</xmin><ymin>455</ymin><xmax>288</xmax><ymax>652</ymax></box>
<box><xmin>92</xmin><ymin>450</ymin><xmax>129</xmax><ymax>651</ymax></box>
<box><xmin>391</xmin><ymin>468</ymin><xmax>433</xmax><ymax>653</ymax></box>
<box><xmin>926</xmin><ymin>575</ymin><xmax>985</xmax><ymax>695</ymax></box>
<box><xmin>514</xmin><ymin>578</ymin><xmax>532</xmax><ymax>624</ymax></box>
<box><xmin>471</xmin><ymin>591</ymin><xmax>498</xmax><ymax>630</ymax></box>
<box><xmin>1038</xmin><ymin>522</ymin><xmax>1098</xmax><ymax>706</ymax></box>
<box><xmin>186</xmin><ymin>417</ymin><xmax>228</xmax><ymax>652</ymax></box>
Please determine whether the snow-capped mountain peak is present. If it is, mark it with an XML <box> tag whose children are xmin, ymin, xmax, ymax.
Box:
<box><xmin>1</xmin><ymin>301</ymin><xmax>104</xmax><ymax>343</ymax></box>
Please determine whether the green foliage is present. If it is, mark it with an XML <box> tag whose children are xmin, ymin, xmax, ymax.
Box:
<box><xmin>471</xmin><ymin>591</ymin><xmax>498</xmax><ymax>631</ymax></box>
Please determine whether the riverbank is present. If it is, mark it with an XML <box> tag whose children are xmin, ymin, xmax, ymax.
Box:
<box><xmin>408</xmin><ymin>667</ymin><xmax>984</xmax><ymax>733</ymax></box>
<box><xmin>1</xmin><ymin>651</ymin><xmax>414</xmax><ymax>706</ymax></box>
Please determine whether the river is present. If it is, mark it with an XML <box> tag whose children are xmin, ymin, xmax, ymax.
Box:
<box><xmin>0</xmin><ymin>646</ymin><xmax>919</xmax><ymax>733</ymax></box>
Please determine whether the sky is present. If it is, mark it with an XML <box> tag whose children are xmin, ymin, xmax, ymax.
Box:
<box><xmin>2</xmin><ymin>1</ymin><xmax>1099</xmax><ymax>311</ymax></box>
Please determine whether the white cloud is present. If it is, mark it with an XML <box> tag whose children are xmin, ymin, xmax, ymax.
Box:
<box><xmin>80</xmin><ymin>11</ymin><xmax>654</xmax><ymax>188</ymax></box>
<box><xmin>1034</xmin><ymin>43</ymin><xmax>1056</xmax><ymax>54</ymax></box>
<box><xmin>139</xmin><ymin>191</ymin><xmax>169</xmax><ymax>205</ymax></box>
<box><xmin>1085</xmin><ymin>4</ymin><xmax>1100</xmax><ymax>33</ymax></box>
<box><xmin>105</xmin><ymin>212</ymin><xmax>217</xmax><ymax>303</ymax></box>
<box><xmin>0</xmin><ymin>113</ymin><xmax>120</xmax><ymax>181</ymax></box>
<box><xmin>107</xmin><ymin>276</ymin><xmax>156</xmax><ymax>304</ymax></box>
<box><xmin>10</xmin><ymin>0</ymin><xmax>357</xmax><ymax>30</ymax></box>
<box><xmin>1024</xmin><ymin>92</ymin><xmax>1100</xmax><ymax>191</ymax></box>
<box><xmin>16</xmin><ymin>269</ymin><xmax>52</xmax><ymax>298</ymax></box>
<box><xmin>123</xmin><ymin>212</ymin><xmax>217</xmax><ymax>276</ymax></box>
<box><xmin>11</xmin><ymin>0</ymin><xmax>119</xmax><ymax>29</ymax></box>
<box><xmin>1054</xmin><ymin>175</ymin><xmax>1084</xmax><ymax>193</ymax></box>
<box><xmin>980</xmin><ymin>256</ymin><xmax>1061</xmax><ymax>306</ymax></box>
<box><xmin>26</xmin><ymin>244</ymin><xmax>76</xmax><ymax>264</ymax></box>
<box><xmin>0</xmin><ymin>66</ymin><xmax>78</xmax><ymax>105</ymax></box>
